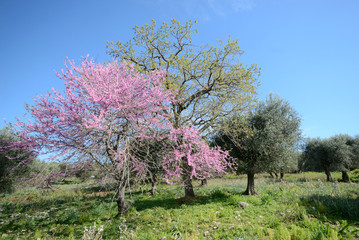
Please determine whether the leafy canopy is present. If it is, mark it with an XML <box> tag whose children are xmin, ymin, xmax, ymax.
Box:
<box><xmin>107</xmin><ymin>19</ymin><xmax>260</xmax><ymax>132</ymax></box>
<box><xmin>214</xmin><ymin>94</ymin><xmax>302</xmax><ymax>174</ymax></box>
<box><xmin>303</xmin><ymin>134</ymin><xmax>357</xmax><ymax>172</ymax></box>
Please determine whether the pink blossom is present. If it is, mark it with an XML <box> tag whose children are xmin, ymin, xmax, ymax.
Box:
<box><xmin>4</xmin><ymin>56</ymin><xmax>230</xmax><ymax>188</ymax></box>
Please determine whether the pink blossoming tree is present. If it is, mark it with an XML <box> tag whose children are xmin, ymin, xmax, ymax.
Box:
<box><xmin>6</xmin><ymin>57</ymin><xmax>230</xmax><ymax>216</ymax></box>
<box><xmin>164</xmin><ymin>126</ymin><xmax>229</xmax><ymax>194</ymax></box>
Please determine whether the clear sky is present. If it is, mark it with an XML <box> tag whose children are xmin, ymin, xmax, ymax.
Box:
<box><xmin>1</xmin><ymin>0</ymin><xmax>358</xmax><ymax>139</ymax></box>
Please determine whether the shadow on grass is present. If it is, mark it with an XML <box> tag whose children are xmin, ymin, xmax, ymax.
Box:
<box><xmin>0</xmin><ymin>189</ymin><xmax>116</xmax><ymax>215</ymax></box>
<box><xmin>83</xmin><ymin>185</ymin><xmax>158</xmax><ymax>197</ymax></box>
<box><xmin>134</xmin><ymin>197</ymin><xmax>181</xmax><ymax>211</ymax></box>
<box><xmin>0</xmin><ymin>196</ymin><xmax>82</xmax><ymax>214</ymax></box>
<box><xmin>300</xmin><ymin>194</ymin><xmax>359</xmax><ymax>221</ymax></box>
<box><xmin>134</xmin><ymin>189</ymin><xmax>231</xmax><ymax>211</ymax></box>
<box><xmin>82</xmin><ymin>184</ymin><xmax>116</xmax><ymax>193</ymax></box>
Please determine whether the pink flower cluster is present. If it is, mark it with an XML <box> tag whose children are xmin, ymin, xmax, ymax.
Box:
<box><xmin>163</xmin><ymin>126</ymin><xmax>230</xmax><ymax>184</ymax></box>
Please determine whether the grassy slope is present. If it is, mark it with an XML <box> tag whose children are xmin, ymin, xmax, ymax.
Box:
<box><xmin>0</xmin><ymin>172</ymin><xmax>358</xmax><ymax>239</ymax></box>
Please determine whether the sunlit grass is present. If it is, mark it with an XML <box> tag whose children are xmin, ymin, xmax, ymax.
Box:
<box><xmin>0</xmin><ymin>172</ymin><xmax>358</xmax><ymax>239</ymax></box>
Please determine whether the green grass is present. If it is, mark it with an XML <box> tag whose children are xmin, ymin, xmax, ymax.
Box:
<box><xmin>0</xmin><ymin>173</ymin><xmax>358</xmax><ymax>239</ymax></box>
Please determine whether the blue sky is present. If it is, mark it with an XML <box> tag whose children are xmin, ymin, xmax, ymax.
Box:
<box><xmin>0</xmin><ymin>0</ymin><xmax>358</xmax><ymax>139</ymax></box>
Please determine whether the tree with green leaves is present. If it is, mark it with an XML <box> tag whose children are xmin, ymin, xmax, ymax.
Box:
<box><xmin>352</xmin><ymin>135</ymin><xmax>359</xmax><ymax>169</ymax></box>
<box><xmin>107</xmin><ymin>19</ymin><xmax>260</xmax><ymax>198</ymax></box>
<box><xmin>268</xmin><ymin>150</ymin><xmax>301</xmax><ymax>179</ymax></box>
<box><xmin>213</xmin><ymin>94</ymin><xmax>301</xmax><ymax>195</ymax></box>
<box><xmin>303</xmin><ymin>135</ymin><xmax>356</xmax><ymax>182</ymax></box>
<box><xmin>330</xmin><ymin>134</ymin><xmax>355</xmax><ymax>182</ymax></box>
<box><xmin>301</xmin><ymin>138</ymin><xmax>328</xmax><ymax>178</ymax></box>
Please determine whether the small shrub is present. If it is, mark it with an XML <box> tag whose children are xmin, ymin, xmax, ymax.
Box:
<box><xmin>227</xmin><ymin>194</ymin><xmax>244</xmax><ymax>205</ymax></box>
<box><xmin>274</xmin><ymin>224</ymin><xmax>291</xmax><ymax>240</ymax></box>
<box><xmin>350</xmin><ymin>169</ymin><xmax>359</xmax><ymax>182</ymax></box>
<box><xmin>210</xmin><ymin>189</ymin><xmax>229</xmax><ymax>199</ymax></box>
<box><xmin>289</xmin><ymin>225</ymin><xmax>311</xmax><ymax>240</ymax></box>
<box><xmin>82</xmin><ymin>222</ymin><xmax>104</xmax><ymax>240</ymax></box>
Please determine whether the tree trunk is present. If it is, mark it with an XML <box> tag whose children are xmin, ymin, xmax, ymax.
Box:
<box><xmin>181</xmin><ymin>156</ymin><xmax>195</xmax><ymax>198</ymax></box>
<box><xmin>115</xmin><ymin>184</ymin><xmax>128</xmax><ymax>217</ymax></box>
<box><xmin>324</xmin><ymin>165</ymin><xmax>333</xmax><ymax>182</ymax></box>
<box><xmin>274</xmin><ymin>172</ymin><xmax>278</xmax><ymax>179</ymax></box>
<box><xmin>183</xmin><ymin>172</ymin><xmax>195</xmax><ymax>198</ymax></box>
<box><xmin>269</xmin><ymin>172</ymin><xmax>274</xmax><ymax>178</ymax></box>
<box><xmin>200</xmin><ymin>179</ymin><xmax>207</xmax><ymax>186</ymax></box>
<box><xmin>150</xmin><ymin>173</ymin><xmax>157</xmax><ymax>196</ymax></box>
<box><xmin>341</xmin><ymin>171</ymin><xmax>350</xmax><ymax>182</ymax></box>
<box><xmin>280</xmin><ymin>168</ymin><xmax>284</xmax><ymax>180</ymax></box>
<box><xmin>243</xmin><ymin>172</ymin><xmax>256</xmax><ymax>195</ymax></box>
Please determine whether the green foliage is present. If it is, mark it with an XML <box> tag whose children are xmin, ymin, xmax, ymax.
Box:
<box><xmin>273</xmin><ymin>224</ymin><xmax>291</xmax><ymax>240</ymax></box>
<box><xmin>215</xmin><ymin>94</ymin><xmax>302</xmax><ymax>175</ymax></box>
<box><xmin>302</xmin><ymin>135</ymin><xmax>357</xmax><ymax>181</ymax></box>
<box><xmin>350</xmin><ymin>169</ymin><xmax>359</xmax><ymax>182</ymax></box>
<box><xmin>289</xmin><ymin>224</ymin><xmax>311</xmax><ymax>240</ymax></box>
<box><xmin>213</xmin><ymin>94</ymin><xmax>301</xmax><ymax>195</ymax></box>
<box><xmin>0</xmin><ymin>173</ymin><xmax>358</xmax><ymax>239</ymax></box>
<box><xmin>106</xmin><ymin>19</ymin><xmax>260</xmax><ymax>133</ymax></box>
<box><xmin>329</xmin><ymin>135</ymin><xmax>354</xmax><ymax>172</ymax></box>
<box><xmin>302</xmin><ymin>138</ymin><xmax>328</xmax><ymax>171</ymax></box>
<box><xmin>0</xmin><ymin>126</ymin><xmax>33</xmax><ymax>193</ymax></box>
<box><xmin>350</xmin><ymin>135</ymin><xmax>359</xmax><ymax>169</ymax></box>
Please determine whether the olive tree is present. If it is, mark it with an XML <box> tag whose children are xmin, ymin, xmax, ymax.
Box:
<box><xmin>330</xmin><ymin>134</ymin><xmax>355</xmax><ymax>182</ymax></box>
<box><xmin>303</xmin><ymin>135</ymin><xmax>356</xmax><ymax>182</ymax></box>
<box><xmin>213</xmin><ymin>94</ymin><xmax>301</xmax><ymax>195</ymax></box>
<box><xmin>352</xmin><ymin>135</ymin><xmax>359</xmax><ymax>169</ymax></box>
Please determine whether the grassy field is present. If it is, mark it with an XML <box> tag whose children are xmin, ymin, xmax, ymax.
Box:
<box><xmin>0</xmin><ymin>172</ymin><xmax>358</xmax><ymax>239</ymax></box>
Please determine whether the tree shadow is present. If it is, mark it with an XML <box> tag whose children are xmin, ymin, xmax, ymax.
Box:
<box><xmin>134</xmin><ymin>189</ymin><xmax>231</xmax><ymax>211</ymax></box>
<box><xmin>300</xmin><ymin>194</ymin><xmax>359</xmax><ymax>221</ymax></box>
<box><xmin>134</xmin><ymin>197</ymin><xmax>181</xmax><ymax>211</ymax></box>
<box><xmin>82</xmin><ymin>184</ymin><xmax>116</xmax><ymax>193</ymax></box>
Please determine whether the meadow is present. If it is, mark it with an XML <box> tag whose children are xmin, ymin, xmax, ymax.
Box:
<box><xmin>0</xmin><ymin>172</ymin><xmax>358</xmax><ymax>239</ymax></box>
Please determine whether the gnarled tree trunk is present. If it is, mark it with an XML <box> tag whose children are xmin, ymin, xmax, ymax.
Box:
<box><xmin>341</xmin><ymin>171</ymin><xmax>350</xmax><ymax>182</ymax></box>
<box><xmin>324</xmin><ymin>165</ymin><xmax>333</xmax><ymax>182</ymax></box>
<box><xmin>150</xmin><ymin>173</ymin><xmax>158</xmax><ymax>196</ymax></box>
<box><xmin>200</xmin><ymin>179</ymin><xmax>207</xmax><ymax>186</ymax></box>
<box><xmin>243</xmin><ymin>172</ymin><xmax>256</xmax><ymax>195</ymax></box>
<box><xmin>182</xmin><ymin>157</ymin><xmax>195</xmax><ymax>198</ymax></box>
<box><xmin>183</xmin><ymin>173</ymin><xmax>195</xmax><ymax>198</ymax></box>
<box><xmin>280</xmin><ymin>168</ymin><xmax>284</xmax><ymax>180</ymax></box>
<box><xmin>115</xmin><ymin>184</ymin><xmax>128</xmax><ymax>217</ymax></box>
